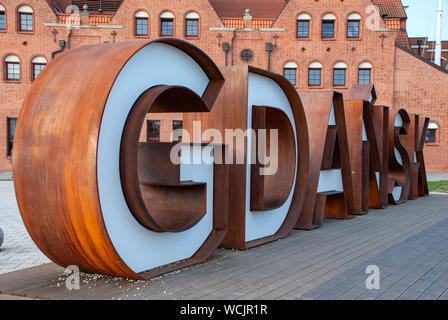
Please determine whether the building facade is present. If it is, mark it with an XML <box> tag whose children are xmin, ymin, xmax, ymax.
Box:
<box><xmin>0</xmin><ymin>0</ymin><xmax>447</xmax><ymax>171</ymax></box>
<box><xmin>409</xmin><ymin>37</ymin><xmax>448</xmax><ymax>70</ymax></box>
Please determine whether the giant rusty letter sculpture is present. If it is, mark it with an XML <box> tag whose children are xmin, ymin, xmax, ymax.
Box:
<box><xmin>12</xmin><ymin>39</ymin><xmax>229</xmax><ymax>279</ymax></box>
<box><xmin>12</xmin><ymin>39</ymin><xmax>431</xmax><ymax>280</ymax></box>
<box><xmin>183</xmin><ymin>66</ymin><xmax>309</xmax><ymax>249</ymax></box>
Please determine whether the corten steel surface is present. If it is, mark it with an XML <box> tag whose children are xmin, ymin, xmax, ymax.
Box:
<box><xmin>121</xmin><ymin>86</ymin><xmax>211</xmax><ymax>233</ymax></box>
<box><xmin>250</xmin><ymin>106</ymin><xmax>295</xmax><ymax>211</ymax></box>
<box><xmin>345</xmin><ymin>84</ymin><xmax>384</xmax><ymax>213</ymax></box>
<box><xmin>343</xmin><ymin>100</ymin><xmax>365</xmax><ymax>215</ymax></box>
<box><xmin>12</xmin><ymin>39</ymin><xmax>228</xmax><ymax>280</ymax></box>
<box><xmin>294</xmin><ymin>91</ymin><xmax>355</xmax><ymax>231</ymax></box>
<box><xmin>388</xmin><ymin>108</ymin><xmax>412</xmax><ymax>205</ymax></box>
<box><xmin>371</xmin><ymin>105</ymin><xmax>390</xmax><ymax>207</ymax></box>
<box><xmin>415</xmin><ymin>115</ymin><xmax>430</xmax><ymax>197</ymax></box>
<box><xmin>184</xmin><ymin>65</ymin><xmax>310</xmax><ymax>250</ymax></box>
<box><xmin>347</xmin><ymin>84</ymin><xmax>377</xmax><ymax>105</ymax></box>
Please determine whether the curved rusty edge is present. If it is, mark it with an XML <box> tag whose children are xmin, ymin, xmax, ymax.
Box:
<box><xmin>250</xmin><ymin>106</ymin><xmax>296</xmax><ymax>211</ymax></box>
<box><xmin>12</xmin><ymin>39</ymin><xmax>225</xmax><ymax>279</ymax></box>
<box><xmin>388</xmin><ymin>108</ymin><xmax>411</xmax><ymax>205</ymax></box>
<box><xmin>120</xmin><ymin>85</ymin><xmax>209</xmax><ymax>232</ymax></box>
<box><xmin>244</xmin><ymin>66</ymin><xmax>309</xmax><ymax>248</ymax></box>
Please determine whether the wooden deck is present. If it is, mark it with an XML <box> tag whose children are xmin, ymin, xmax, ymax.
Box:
<box><xmin>1</xmin><ymin>194</ymin><xmax>447</xmax><ymax>300</ymax></box>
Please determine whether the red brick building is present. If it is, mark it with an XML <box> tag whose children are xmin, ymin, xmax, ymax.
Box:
<box><xmin>0</xmin><ymin>0</ymin><xmax>447</xmax><ymax>171</ymax></box>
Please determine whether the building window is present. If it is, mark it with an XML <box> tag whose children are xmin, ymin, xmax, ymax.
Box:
<box><xmin>18</xmin><ymin>5</ymin><xmax>33</xmax><ymax>32</ymax></box>
<box><xmin>283</xmin><ymin>62</ymin><xmax>298</xmax><ymax>85</ymax></box>
<box><xmin>333</xmin><ymin>62</ymin><xmax>347</xmax><ymax>86</ymax></box>
<box><xmin>7</xmin><ymin>117</ymin><xmax>17</xmax><ymax>157</ymax></box>
<box><xmin>426</xmin><ymin>129</ymin><xmax>436</xmax><ymax>143</ymax></box>
<box><xmin>358</xmin><ymin>62</ymin><xmax>373</xmax><ymax>85</ymax></box>
<box><xmin>172</xmin><ymin>120</ymin><xmax>183</xmax><ymax>141</ymax></box>
<box><xmin>297</xmin><ymin>14</ymin><xmax>310</xmax><ymax>38</ymax></box>
<box><xmin>322</xmin><ymin>13</ymin><xmax>336</xmax><ymax>38</ymax></box>
<box><xmin>426</xmin><ymin>122</ymin><xmax>438</xmax><ymax>143</ymax></box>
<box><xmin>147</xmin><ymin>120</ymin><xmax>160</xmax><ymax>141</ymax></box>
<box><xmin>160</xmin><ymin>11</ymin><xmax>174</xmax><ymax>36</ymax></box>
<box><xmin>4</xmin><ymin>55</ymin><xmax>20</xmax><ymax>81</ymax></box>
<box><xmin>0</xmin><ymin>5</ymin><xmax>6</xmax><ymax>30</ymax></box>
<box><xmin>308</xmin><ymin>62</ymin><xmax>322</xmax><ymax>86</ymax></box>
<box><xmin>31</xmin><ymin>56</ymin><xmax>47</xmax><ymax>81</ymax></box>
<box><xmin>134</xmin><ymin>11</ymin><xmax>149</xmax><ymax>36</ymax></box>
<box><xmin>185</xmin><ymin>12</ymin><xmax>199</xmax><ymax>37</ymax></box>
<box><xmin>347</xmin><ymin>13</ymin><xmax>361</xmax><ymax>38</ymax></box>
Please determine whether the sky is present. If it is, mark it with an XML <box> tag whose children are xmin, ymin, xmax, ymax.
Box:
<box><xmin>402</xmin><ymin>0</ymin><xmax>447</xmax><ymax>40</ymax></box>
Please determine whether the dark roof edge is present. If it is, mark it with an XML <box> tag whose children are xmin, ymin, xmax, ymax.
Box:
<box><xmin>396</xmin><ymin>43</ymin><xmax>448</xmax><ymax>74</ymax></box>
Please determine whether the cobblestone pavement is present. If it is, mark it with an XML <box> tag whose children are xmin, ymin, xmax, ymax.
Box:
<box><xmin>0</xmin><ymin>181</ymin><xmax>50</xmax><ymax>275</ymax></box>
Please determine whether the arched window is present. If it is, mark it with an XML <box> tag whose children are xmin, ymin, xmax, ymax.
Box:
<box><xmin>18</xmin><ymin>5</ymin><xmax>33</xmax><ymax>32</ymax></box>
<box><xmin>32</xmin><ymin>56</ymin><xmax>47</xmax><ymax>80</ymax></box>
<box><xmin>308</xmin><ymin>62</ymin><xmax>322</xmax><ymax>86</ymax></box>
<box><xmin>333</xmin><ymin>62</ymin><xmax>347</xmax><ymax>86</ymax></box>
<box><xmin>4</xmin><ymin>55</ymin><xmax>20</xmax><ymax>81</ymax></box>
<box><xmin>185</xmin><ymin>12</ymin><xmax>199</xmax><ymax>37</ymax></box>
<box><xmin>426</xmin><ymin>122</ymin><xmax>438</xmax><ymax>143</ymax></box>
<box><xmin>347</xmin><ymin>13</ymin><xmax>361</xmax><ymax>38</ymax></box>
<box><xmin>160</xmin><ymin>11</ymin><xmax>174</xmax><ymax>36</ymax></box>
<box><xmin>134</xmin><ymin>11</ymin><xmax>149</xmax><ymax>36</ymax></box>
<box><xmin>0</xmin><ymin>4</ymin><xmax>6</xmax><ymax>30</ymax></box>
<box><xmin>322</xmin><ymin>13</ymin><xmax>336</xmax><ymax>38</ymax></box>
<box><xmin>297</xmin><ymin>13</ymin><xmax>310</xmax><ymax>38</ymax></box>
<box><xmin>358</xmin><ymin>62</ymin><xmax>372</xmax><ymax>85</ymax></box>
<box><xmin>283</xmin><ymin>62</ymin><xmax>298</xmax><ymax>85</ymax></box>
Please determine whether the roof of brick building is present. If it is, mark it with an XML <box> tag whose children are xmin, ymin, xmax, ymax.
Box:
<box><xmin>46</xmin><ymin>0</ymin><xmax>408</xmax><ymax>20</ymax></box>
<box><xmin>47</xmin><ymin>0</ymin><xmax>124</xmax><ymax>13</ymax></box>
<box><xmin>208</xmin><ymin>0</ymin><xmax>287</xmax><ymax>18</ymax></box>
<box><xmin>371</xmin><ymin>0</ymin><xmax>407</xmax><ymax>19</ymax></box>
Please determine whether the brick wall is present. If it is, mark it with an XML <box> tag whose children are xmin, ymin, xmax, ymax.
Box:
<box><xmin>394</xmin><ymin>47</ymin><xmax>448</xmax><ymax>172</ymax></box>
<box><xmin>0</xmin><ymin>0</ymin><xmax>446</xmax><ymax>172</ymax></box>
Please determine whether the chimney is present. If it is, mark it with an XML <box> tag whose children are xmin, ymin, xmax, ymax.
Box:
<box><xmin>244</xmin><ymin>9</ymin><xmax>253</xmax><ymax>29</ymax></box>
<box><xmin>80</xmin><ymin>4</ymin><xmax>89</xmax><ymax>25</ymax></box>
<box><xmin>435</xmin><ymin>0</ymin><xmax>443</xmax><ymax>66</ymax></box>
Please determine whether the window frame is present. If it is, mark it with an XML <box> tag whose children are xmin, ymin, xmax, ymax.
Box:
<box><xmin>425</xmin><ymin>128</ymin><xmax>437</xmax><ymax>144</ymax></box>
<box><xmin>160</xmin><ymin>18</ymin><xmax>174</xmax><ymax>36</ymax></box>
<box><xmin>333</xmin><ymin>68</ymin><xmax>346</xmax><ymax>87</ymax></box>
<box><xmin>321</xmin><ymin>20</ymin><xmax>335</xmax><ymax>38</ymax></box>
<box><xmin>32</xmin><ymin>62</ymin><xmax>46</xmax><ymax>81</ymax></box>
<box><xmin>0</xmin><ymin>8</ymin><xmax>6</xmax><ymax>31</ymax></box>
<box><xmin>308</xmin><ymin>67</ymin><xmax>322</xmax><ymax>87</ymax></box>
<box><xmin>347</xmin><ymin>19</ymin><xmax>360</xmax><ymax>39</ymax></box>
<box><xmin>5</xmin><ymin>61</ymin><xmax>20</xmax><ymax>81</ymax></box>
<box><xmin>6</xmin><ymin>117</ymin><xmax>17</xmax><ymax>157</ymax></box>
<box><xmin>172</xmin><ymin>120</ymin><xmax>183</xmax><ymax>141</ymax></box>
<box><xmin>358</xmin><ymin>68</ymin><xmax>371</xmax><ymax>85</ymax></box>
<box><xmin>147</xmin><ymin>119</ymin><xmax>160</xmax><ymax>142</ymax></box>
<box><xmin>18</xmin><ymin>12</ymin><xmax>33</xmax><ymax>32</ymax></box>
<box><xmin>283</xmin><ymin>67</ymin><xmax>297</xmax><ymax>85</ymax></box>
<box><xmin>297</xmin><ymin>19</ymin><xmax>310</xmax><ymax>39</ymax></box>
<box><xmin>185</xmin><ymin>18</ymin><xmax>199</xmax><ymax>37</ymax></box>
<box><xmin>135</xmin><ymin>17</ymin><xmax>149</xmax><ymax>36</ymax></box>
